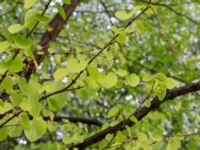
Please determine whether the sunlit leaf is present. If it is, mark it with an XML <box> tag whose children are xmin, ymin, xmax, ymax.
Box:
<box><xmin>8</xmin><ymin>24</ymin><xmax>23</xmax><ymax>34</ymax></box>
<box><xmin>24</xmin><ymin>117</ymin><xmax>47</xmax><ymax>142</ymax></box>
<box><xmin>63</xmin><ymin>0</ymin><xmax>71</xmax><ymax>4</ymax></box>
<box><xmin>13</xmin><ymin>35</ymin><xmax>32</xmax><ymax>49</ymax></box>
<box><xmin>108</xmin><ymin>107</ymin><xmax>119</xmax><ymax>118</ymax></box>
<box><xmin>126</xmin><ymin>73</ymin><xmax>140</xmax><ymax>87</ymax></box>
<box><xmin>0</xmin><ymin>41</ymin><xmax>10</xmax><ymax>54</ymax></box>
<box><xmin>24</xmin><ymin>0</ymin><xmax>38</xmax><ymax>9</ymax></box>
<box><xmin>99</xmin><ymin>72</ymin><xmax>118</xmax><ymax>89</ymax></box>
<box><xmin>115</xmin><ymin>10</ymin><xmax>134</xmax><ymax>20</ymax></box>
<box><xmin>56</xmin><ymin>3</ymin><xmax>66</xmax><ymax>20</ymax></box>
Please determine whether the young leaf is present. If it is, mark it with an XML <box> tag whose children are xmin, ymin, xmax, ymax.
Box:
<box><xmin>9</xmin><ymin>56</ymin><xmax>24</xmax><ymax>73</ymax></box>
<box><xmin>144</xmin><ymin>100</ymin><xmax>151</xmax><ymax>108</ymax></box>
<box><xmin>62</xmin><ymin>136</ymin><xmax>73</xmax><ymax>144</ymax></box>
<box><xmin>116</xmin><ymin>34</ymin><xmax>128</xmax><ymax>43</ymax></box>
<box><xmin>129</xmin><ymin>115</ymin><xmax>138</xmax><ymax>123</ymax></box>
<box><xmin>28</xmin><ymin>102</ymin><xmax>42</xmax><ymax>117</ymax></box>
<box><xmin>24</xmin><ymin>0</ymin><xmax>37</xmax><ymax>9</ymax></box>
<box><xmin>13</xmin><ymin>35</ymin><xmax>32</xmax><ymax>49</ymax></box>
<box><xmin>0</xmin><ymin>103</ymin><xmax>13</xmax><ymax>114</ymax></box>
<box><xmin>0</xmin><ymin>41</ymin><xmax>10</xmax><ymax>54</ymax></box>
<box><xmin>63</xmin><ymin>0</ymin><xmax>71</xmax><ymax>4</ymax></box>
<box><xmin>157</xmin><ymin>85</ymin><xmax>167</xmax><ymax>100</ymax></box>
<box><xmin>8</xmin><ymin>24</ymin><xmax>23</xmax><ymax>34</ymax></box>
<box><xmin>100</xmin><ymin>72</ymin><xmax>118</xmax><ymax>89</ymax></box>
<box><xmin>19</xmin><ymin>112</ymin><xmax>31</xmax><ymax>130</ymax></box>
<box><xmin>10</xmin><ymin>92</ymin><xmax>23</xmax><ymax>106</ymax></box>
<box><xmin>115</xmin><ymin>10</ymin><xmax>134</xmax><ymax>20</ymax></box>
<box><xmin>24</xmin><ymin>117</ymin><xmax>47</xmax><ymax>142</ymax></box>
<box><xmin>165</xmin><ymin>77</ymin><xmax>178</xmax><ymax>89</ymax></box>
<box><xmin>53</xmin><ymin>68</ymin><xmax>68</xmax><ymax>81</ymax></box>
<box><xmin>115</xmin><ymin>69</ymin><xmax>128</xmax><ymax>77</ymax></box>
<box><xmin>24</xmin><ymin>8</ymin><xmax>40</xmax><ymax>29</ymax></box>
<box><xmin>108</xmin><ymin>107</ymin><xmax>119</xmax><ymax>118</ymax></box>
<box><xmin>142</xmin><ymin>71</ymin><xmax>152</xmax><ymax>81</ymax></box>
<box><xmin>0</xmin><ymin>128</ymin><xmax>8</xmax><ymax>141</ymax></box>
<box><xmin>56</xmin><ymin>3</ymin><xmax>66</xmax><ymax>20</ymax></box>
<box><xmin>126</xmin><ymin>73</ymin><xmax>140</xmax><ymax>87</ymax></box>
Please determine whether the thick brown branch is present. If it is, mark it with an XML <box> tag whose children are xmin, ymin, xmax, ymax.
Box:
<box><xmin>71</xmin><ymin>80</ymin><xmax>200</xmax><ymax>149</ymax></box>
<box><xmin>21</xmin><ymin>0</ymin><xmax>80</xmax><ymax>79</ymax></box>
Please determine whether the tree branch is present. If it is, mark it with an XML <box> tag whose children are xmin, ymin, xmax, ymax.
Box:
<box><xmin>20</xmin><ymin>0</ymin><xmax>80</xmax><ymax>79</ymax></box>
<box><xmin>70</xmin><ymin>80</ymin><xmax>200</xmax><ymax>149</ymax></box>
<box><xmin>37</xmin><ymin>0</ymin><xmax>152</xmax><ymax>101</ymax></box>
<box><xmin>136</xmin><ymin>0</ymin><xmax>199</xmax><ymax>24</ymax></box>
<box><xmin>50</xmin><ymin>115</ymin><xmax>103</xmax><ymax>126</ymax></box>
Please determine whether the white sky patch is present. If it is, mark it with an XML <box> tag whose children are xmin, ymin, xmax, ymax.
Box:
<box><xmin>125</xmin><ymin>95</ymin><xmax>132</xmax><ymax>101</ymax></box>
<box><xmin>56</xmin><ymin>131</ymin><xmax>63</xmax><ymax>140</ymax></box>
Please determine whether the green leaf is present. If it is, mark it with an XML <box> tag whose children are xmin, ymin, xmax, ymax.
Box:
<box><xmin>115</xmin><ymin>10</ymin><xmax>134</xmax><ymax>20</ymax></box>
<box><xmin>10</xmin><ymin>92</ymin><xmax>23</xmax><ymax>106</ymax></box>
<box><xmin>9</xmin><ymin>56</ymin><xmax>24</xmax><ymax>73</ymax></box>
<box><xmin>24</xmin><ymin>0</ymin><xmax>38</xmax><ymax>9</ymax></box>
<box><xmin>153</xmin><ymin>73</ymin><xmax>167</xmax><ymax>81</ymax></box>
<box><xmin>0</xmin><ymin>128</ymin><xmax>8</xmax><ymax>141</ymax></box>
<box><xmin>62</xmin><ymin>136</ymin><xmax>73</xmax><ymax>144</ymax></box>
<box><xmin>13</xmin><ymin>35</ymin><xmax>32</xmax><ymax>49</ymax></box>
<box><xmin>19</xmin><ymin>99</ymin><xmax>32</xmax><ymax>111</ymax></box>
<box><xmin>100</xmin><ymin>72</ymin><xmax>118</xmax><ymax>89</ymax></box>
<box><xmin>24</xmin><ymin>8</ymin><xmax>40</xmax><ymax>29</ymax></box>
<box><xmin>0</xmin><ymin>41</ymin><xmax>10</xmax><ymax>54</ymax></box>
<box><xmin>116</xmin><ymin>131</ymin><xmax>126</xmax><ymax>143</ymax></box>
<box><xmin>108</xmin><ymin>107</ymin><xmax>119</xmax><ymax>118</ymax></box>
<box><xmin>0</xmin><ymin>102</ymin><xmax>13</xmax><ymax>114</ymax></box>
<box><xmin>8</xmin><ymin>118</ymin><xmax>23</xmax><ymax>137</ymax></box>
<box><xmin>19</xmin><ymin>112</ymin><xmax>31</xmax><ymax>130</ymax></box>
<box><xmin>63</xmin><ymin>0</ymin><xmax>71</xmax><ymax>4</ymax></box>
<box><xmin>1</xmin><ymin>77</ymin><xmax>13</xmax><ymax>92</ymax></box>
<box><xmin>84</xmin><ymin>76</ymin><xmax>99</xmax><ymax>89</ymax></box>
<box><xmin>53</xmin><ymin>68</ymin><xmax>68</xmax><ymax>81</ymax></box>
<box><xmin>56</xmin><ymin>3</ymin><xmax>66</xmax><ymax>20</ymax></box>
<box><xmin>8</xmin><ymin>24</ymin><xmax>23</xmax><ymax>34</ymax></box>
<box><xmin>116</xmin><ymin>34</ymin><xmax>128</xmax><ymax>43</ymax></box>
<box><xmin>125</xmin><ymin>25</ymin><xmax>135</xmax><ymax>33</ymax></box>
<box><xmin>18</xmin><ymin>79</ymin><xmax>40</xmax><ymax>104</ymax></box>
<box><xmin>36</xmin><ymin>14</ymin><xmax>50</xmax><ymax>23</ymax></box>
<box><xmin>111</xmin><ymin>26</ymin><xmax>126</xmax><ymax>34</ymax></box>
<box><xmin>135</xmin><ymin>21</ymin><xmax>145</xmax><ymax>32</ymax></box>
<box><xmin>157</xmin><ymin>85</ymin><xmax>167</xmax><ymax>100</ymax></box>
<box><xmin>105</xmin><ymin>133</ymin><xmax>113</xmax><ymax>141</ymax></box>
<box><xmin>24</xmin><ymin>117</ymin><xmax>47</xmax><ymax>142</ymax></box>
<box><xmin>28</xmin><ymin>102</ymin><xmax>42</xmax><ymax>117</ymax></box>
<box><xmin>115</xmin><ymin>69</ymin><xmax>128</xmax><ymax>77</ymax></box>
<box><xmin>126</xmin><ymin>73</ymin><xmax>140</xmax><ymax>87</ymax></box>
<box><xmin>165</xmin><ymin>77</ymin><xmax>178</xmax><ymax>89</ymax></box>
<box><xmin>144</xmin><ymin>100</ymin><xmax>151</xmax><ymax>108</ymax></box>
<box><xmin>167</xmin><ymin>138</ymin><xmax>181</xmax><ymax>150</ymax></box>
<box><xmin>48</xmin><ymin>121</ymin><xmax>57</xmax><ymax>132</ymax></box>
<box><xmin>146</xmin><ymin>7</ymin><xmax>154</xmax><ymax>14</ymax></box>
<box><xmin>67</xmin><ymin>57</ymin><xmax>87</xmax><ymax>73</ymax></box>
<box><xmin>129</xmin><ymin>115</ymin><xmax>138</xmax><ymax>123</ymax></box>
<box><xmin>88</xmin><ymin>65</ymin><xmax>100</xmax><ymax>80</ymax></box>
<box><xmin>137</xmin><ymin>132</ymin><xmax>147</xmax><ymax>141</ymax></box>
<box><xmin>142</xmin><ymin>71</ymin><xmax>152</xmax><ymax>81</ymax></box>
